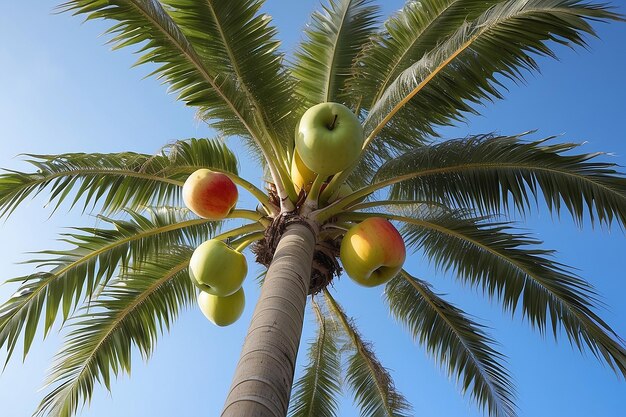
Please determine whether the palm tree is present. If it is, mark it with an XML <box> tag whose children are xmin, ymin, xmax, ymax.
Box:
<box><xmin>0</xmin><ymin>0</ymin><xmax>625</xmax><ymax>416</ymax></box>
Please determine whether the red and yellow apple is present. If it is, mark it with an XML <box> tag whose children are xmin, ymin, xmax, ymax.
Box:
<box><xmin>340</xmin><ymin>217</ymin><xmax>406</xmax><ymax>287</ymax></box>
<box><xmin>290</xmin><ymin>149</ymin><xmax>317</xmax><ymax>193</ymax></box>
<box><xmin>197</xmin><ymin>288</ymin><xmax>245</xmax><ymax>327</ymax></box>
<box><xmin>183</xmin><ymin>168</ymin><xmax>238</xmax><ymax>219</ymax></box>
<box><xmin>295</xmin><ymin>102</ymin><xmax>364</xmax><ymax>175</ymax></box>
<box><xmin>189</xmin><ymin>239</ymin><xmax>248</xmax><ymax>297</ymax></box>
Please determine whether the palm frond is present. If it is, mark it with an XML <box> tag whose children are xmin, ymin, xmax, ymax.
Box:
<box><xmin>34</xmin><ymin>247</ymin><xmax>195</xmax><ymax>417</ymax></box>
<box><xmin>394</xmin><ymin>210</ymin><xmax>626</xmax><ymax>377</ymax></box>
<box><xmin>59</xmin><ymin>0</ymin><xmax>283</xmax><ymax>160</ymax></box>
<box><xmin>292</xmin><ymin>0</ymin><xmax>380</xmax><ymax>107</ymax></box>
<box><xmin>289</xmin><ymin>299</ymin><xmax>343</xmax><ymax>417</ymax></box>
<box><xmin>0</xmin><ymin>138</ymin><xmax>238</xmax><ymax>218</ymax></box>
<box><xmin>324</xmin><ymin>289</ymin><xmax>412</xmax><ymax>417</ymax></box>
<box><xmin>363</xmin><ymin>0</ymin><xmax>622</xmax><ymax>147</ymax></box>
<box><xmin>371</xmin><ymin>134</ymin><xmax>626</xmax><ymax>228</ymax></box>
<box><xmin>0</xmin><ymin>208</ymin><xmax>217</xmax><ymax>363</ymax></box>
<box><xmin>164</xmin><ymin>0</ymin><xmax>298</xmax><ymax>158</ymax></box>
<box><xmin>351</xmin><ymin>0</ymin><xmax>499</xmax><ymax>113</ymax></box>
<box><xmin>385</xmin><ymin>271</ymin><xmax>517</xmax><ymax>417</ymax></box>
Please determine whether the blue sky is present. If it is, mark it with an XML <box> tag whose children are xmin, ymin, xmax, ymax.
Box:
<box><xmin>0</xmin><ymin>1</ymin><xmax>625</xmax><ymax>416</ymax></box>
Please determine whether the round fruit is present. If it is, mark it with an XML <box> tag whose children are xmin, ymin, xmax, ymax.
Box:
<box><xmin>189</xmin><ymin>239</ymin><xmax>248</xmax><ymax>297</ymax></box>
<box><xmin>197</xmin><ymin>288</ymin><xmax>245</xmax><ymax>327</ymax></box>
<box><xmin>340</xmin><ymin>217</ymin><xmax>406</xmax><ymax>287</ymax></box>
<box><xmin>183</xmin><ymin>169</ymin><xmax>238</xmax><ymax>219</ymax></box>
<box><xmin>295</xmin><ymin>102</ymin><xmax>364</xmax><ymax>175</ymax></box>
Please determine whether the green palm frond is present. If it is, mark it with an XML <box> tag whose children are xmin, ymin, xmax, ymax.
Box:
<box><xmin>34</xmin><ymin>247</ymin><xmax>195</xmax><ymax>417</ymax></box>
<box><xmin>351</xmin><ymin>0</ymin><xmax>500</xmax><ymax>112</ymax></box>
<box><xmin>0</xmin><ymin>138</ymin><xmax>238</xmax><ymax>218</ymax></box>
<box><xmin>0</xmin><ymin>208</ymin><xmax>218</xmax><ymax>363</ymax></box>
<box><xmin>59</xmin><ymin>0</ymin><xmax>284</xmax><ymax>160</ymax></box>
<box><xmin>385</xmin><ymin>271</ymin><xmax>516</xmax><ymax>417</ymax></box>
<box><xmin>370</xmin><ymin>134</ymin><xmax>626</xmax><ymax>228</ymax></box>
<box><xmin>394</xmin><ymin>210</ymin><xmax>626</xmax><ymax>377</ymax></box>
<box><xmin>292</xmin><ymin>0</ymin><xmax>380</xmax><ymax>107</ymax></box>
<box><xmin>324</xmin><ymin>289</ymin><xmax>412</xmax><ymax>417</ymax></box>
<box><xmin>362</xmin><ymin>0</ymin><xmax>621</xmax><ymax>147</ymax></box>
<box><xmin>289</xmin><ymin>300</ymin><xmax>343</xmax><ymax>417</ymax></box>
<box><xmin>164</xmin><ymin>0</ymin><xmax>298</xmax><ymax>158</ymax></box>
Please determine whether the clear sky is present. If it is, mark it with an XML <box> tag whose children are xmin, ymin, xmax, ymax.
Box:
<box><xmin>0</xmin><ymin>1</ymin><xmax>625</xmax><ymax>417</ymax></box>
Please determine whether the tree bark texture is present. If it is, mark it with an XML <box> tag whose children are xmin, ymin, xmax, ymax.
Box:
<box><xmin>221</xmin><ymin>222</ymin><xmax>317</xmax><ymax>417</ymax></box>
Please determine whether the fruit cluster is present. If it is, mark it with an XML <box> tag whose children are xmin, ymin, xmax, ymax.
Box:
<box><xmin>183</xmin><ymin>102</ymin><xmax>408</xmax><ymax>328</ymax></box>
<box><xmin>292</xmin><ymin>102</ymin><xmax>406</xmax><ymax>288</ymax></box>
<box><xmin>183</xmin><ymin>169</ymin><xmax>246</xmax><ymax>326</ymax></box>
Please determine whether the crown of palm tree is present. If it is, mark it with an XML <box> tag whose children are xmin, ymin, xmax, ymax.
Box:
<box><xmin>0</xmin><ymin>1</ymin><xmax>625</xmax><ymax>417</ymax></box>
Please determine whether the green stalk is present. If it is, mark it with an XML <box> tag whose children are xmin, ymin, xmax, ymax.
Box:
<box><xmin>233</xmin><ymin>232</ymin><xmax>265</xmax><ymax>252</ymax></box>
<box><xmin>348</xmin><ymin>199</ymin><xmax>450</xmax><ymax>211</ymax></box>
<box><xmin>228</xmin><ymin>209</ymin><xmax>267</xmax><ymax>224</ymax></box>
<box><xmin>213</xmin><ymin>222</ymin><xmax>265</xmax><ymax>242</ymax></box>
<box><xmin>303</xmin><ymin>173</ymin><xmax>326</xmax><ymax>211</ymax></box>
<box><xmin>215</xmin><ymin>171</ymin><xmax>274</xmax><ymax>213</ymax></box>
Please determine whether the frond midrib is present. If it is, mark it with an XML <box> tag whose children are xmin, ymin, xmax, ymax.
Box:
<box><xmin>2</xmin><ymin>218</ymin><xmax>209</xmax><ymax>332</ymax></box>
<box><xmin>129</xmin><ymin>0</ymin><xmax>259</xmax><ymax>144</ymax></box>
<box><xmin>201</xmin><ymin>0</ymin><xmax>282</xmax><ymax>158</ymax></box>
<box><xmin>381</xmin><ymin>214</ymin><xmax>585</xmax><ymax>322</ymax></box>
<box><xmin>369</xmin><ymin>0</ymin><xmax>459</xmax><ymax>107</ymax></box>
<box><xmin>305</xmin><ymin>301</ymin><xmax>329</xmax><ymax>417</ymax></box>
<box><xmin>401</xmin><ymin>271</ymin><xmax>503</xmax><ymax>408</ymax></box>
<box><xmin>323</xmin><ymin>0</ymin><xmax>352</xmax><ymax>102</ymax></box>
<box><xmin>371</xmin><ymin>161</ymin><xmax>623</xmax><ymax>207</ymax></box>
<box><xmin>18</xmin><ymin>168</ymin><xmax>183</xmax><ymax>187</ymax></box>
<box><xmin>52</xmin><ymin>259</ymin><xmax>189</xmax><ymax>408</ymax></box>
<box><xmin>324</xmin><ymin>289</ymin><xmax>396</xmax><ymax>417</ymax></box>
<box><xmin>365</xmin><ymin>36</ymin><xmax>472</xmax><ymax>145</ymax></box>
<box><xmin>365</xmin><ymin>3</ymin><xmax>604</xmax><ymax>145</ymax></box>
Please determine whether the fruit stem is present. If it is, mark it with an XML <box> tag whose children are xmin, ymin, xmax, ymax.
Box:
<box><xmin>212</xmin><ymin>170</ymin><xmax>276</xmax><ymax>216</ymax></box>
<box><xmin>327</xmin><ymin>114</ymin><xmax>338</xmax><ymax>130</ymax></box>
<box><xmin>233</xmin><ymin>232</ymin><xmax>265</xmax><ymax>252</ymax></box>
<box><xmin>228</xmin><ymin>209</ymin><xmax>264</xmax><ymax>221</ymax></box>
<box><xmin>213</xmin><ymin>222</ymin><xmax>265</xmax><ymax>242</ymax></box>
<box><xmin>302</xmin><ymin>174</ymin><xmax>326</xmax><ymax>214</ymax></box>
<box><xmin>314</xmin><ymin>179</ymin><xmax>390</xmax><ymax>223</ymax></box>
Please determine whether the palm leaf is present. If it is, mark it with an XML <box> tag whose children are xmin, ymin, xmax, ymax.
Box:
<box><xmin>164</xmin><ymin>0</ymin><xmax>298</xmax><ymax>158</ymax></box>
<box><xmin>324</xmin><ymin>289</ymin><xmax>412</xmax><ymax>417</ymax></box>
<box><xmin>370</xmin><ymin>134</ymin><xmax>626</xmax><ymax>228</ymax></box>
<box><xmin>292</xmin><ymin>0</ymin><xmax>380</xmax><ymax>107</ymax></box>
<box><xmin>34</xmin><ymin>247</ymin><xmax>195</xmax><ymax>417</ymax></box>
<box><xmin>390</xmin><ymin>210</ymin><xmax>626</xmax><ymax>377</ymax></box>
<box><xmin>60</xmin><ymin>0</ymin><xmax>279</xmax><ymax>159</ymax></box>
<box><xmin>289</xmin><ymin>299</ymin><xmax>343</xmax><ymax>417</ymax></box>
<box><xmin>352</xmin><ymin>0</ymin><xmax>500</xmax><ymax>112</ymax></box>
<box><xmin>0</xmin><ymin>208</ymin><xmax>218</xmax><ymax>363</ymax></box>
<box><xmin>0</xmin><ymin>138</ymin><xmax>238</xmax><ymax>218</ymax></box>
<box><xmin>363</xmin><ymin>0</ymin><xmax>622</xmax><ymax>147</ymax></box>
<box><xmin>385</xmin><ymin>271</ymin><xmax>517</xmax><ymax>417</ymax></box>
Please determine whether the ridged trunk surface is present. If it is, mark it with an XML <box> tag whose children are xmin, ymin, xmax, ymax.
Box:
<box><xmin>221</xmin><ymin>222</ymin><xmax>316</xmax><ymax>417</ymax></box>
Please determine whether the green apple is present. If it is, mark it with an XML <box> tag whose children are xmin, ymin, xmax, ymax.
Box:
<box><xmin>197</xmin><ymin>288</ymin><xmax>245</xmax><ymax>327</ymax></box>
<box><xmin>295</xmin><ymin>102</ymin><xmax>364</xmax><ymax>175</ymax></box>
<box><xmin>340</xmin><ymin>217</ymin><xmax>406</xmax><ymax>287</ymax></box>
<box><xmin>183</xmin><ymin>168</ymin><xmax>238</xmax><ymax>220</ymax></box>
<box><xmin>189</xmin><ymin>239</ymin><xmax>247</xmax><ymax>297</ymax></box>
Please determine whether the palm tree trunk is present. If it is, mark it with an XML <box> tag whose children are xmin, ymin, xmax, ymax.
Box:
<box><xmin>221</xmin><ymin>221</ymin><xmax>317</xmax><ymax>417</ymax></box>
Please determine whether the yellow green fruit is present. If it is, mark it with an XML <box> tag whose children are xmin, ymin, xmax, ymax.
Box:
<box><xmin>197</xmin><ymin>288</ymin><xmax>245</xmax><ymax>327</ymax></box>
